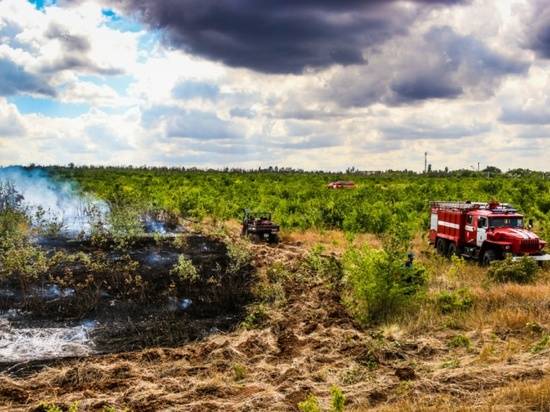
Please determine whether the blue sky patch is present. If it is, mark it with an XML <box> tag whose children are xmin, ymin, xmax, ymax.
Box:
<box><xmin>28</xmin><ymin>0</ymin><xmax>56</xmax><ymax>11</ymax></box>
<box><xmin>78</xmin><ymin>74</ymin><xmax>134</xmax><ymax>96</ymax></box>
<box><xmin>102</xmin><ymin>8</ymin><xmax>142</xmax><ymax>33</ymax></box>
<box><xmin>8</xmin><ymin>95</ymin><xmax>89</xmax><ymax>118</ymax></box>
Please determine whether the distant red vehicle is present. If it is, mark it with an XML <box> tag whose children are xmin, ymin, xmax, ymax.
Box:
<box><xmin>327</xmin><ymin>181</ymin><xmax>355</xmax><ymax>189</ymax></box>
<box><xmin>429</xmin><ymin>201</ymin><xmax>549</xmax><ymax>265</ymax></box>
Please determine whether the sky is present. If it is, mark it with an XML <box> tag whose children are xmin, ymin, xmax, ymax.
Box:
<box><xmin>0</xmin><ymin>0</ymin><xmax>549</xmax><ymax>171</ymax></box>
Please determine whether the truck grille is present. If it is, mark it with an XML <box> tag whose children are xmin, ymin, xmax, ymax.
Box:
<box><xmin>521</xmin><ymin>239</ymin><xmax>539</xmax><ymax>251</ymax></box>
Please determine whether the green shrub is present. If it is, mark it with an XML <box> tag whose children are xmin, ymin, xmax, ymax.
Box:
<box><xmin>0</xmin><ymin>181</ymin><xmax>29</xmax><ymax>236</ymax></box>
<box><xmin>435</xmin><ymin>288</ymin><xmax>473</xmax><ymax>314</ymax></box>
<box><xmin>241</xmin><ymin>304</ymin><xmax>269</xmax><ymax>329</ymax></box>
<box><xmin>170</xmin><ymin>255</ymin><xmax>198</xmax><ymax>282</ymax></box>
<box><xmin>330</xmin><ymin>386</ymin><xmax>345</xmax><ymax>412</ymax></box>
<box><xmin>298</xmin><ymin>395</ymin><xmax>322</xmax><ymax>412</ymax></box>
<box><xmin>233</xmin><ymin>363</ymin><xmax>247</xmax><ymax>381</ymax></box>
<box><xmin>448</xmin><ymin>334</ymin><xmax>471</xmax><ymax>349</ymax></box>
<box><xmin>226</xmin><ymin>239</ymin><xmax>252</xmax><ymax>274</ymax></box>
<box><xmin>530</xmin><ymin>335</ymin><xmax>549</xmax><ymax>354</ymax></box>
<box><xmin>305</xmin><ymin>244</ymin><xmax>342</xmax><ymax>284</ymax></box>
<box><xmin>487</xmin><ymin>256</ymin><xmax>538</xmax><ymax>284</ymax></box>
<box><xmin>342</xmin><ymin>231</ymin><xmax>427</xmax><ymax>325</ymax></box>
<box><xmin>0</xmin><ymin>238</ymin><xmax>49</xmax><ymax>297</ymax></box>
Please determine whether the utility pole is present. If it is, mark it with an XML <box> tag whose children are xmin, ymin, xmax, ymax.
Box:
<box><xmin>424</xmin><ymin>152</ymin><xmax>428</xmax><ymax>174</ymax></box>
<box><xmin>477</xmin><ymin>162</ymin><xmax>480</xmax><ymax>172</ymax></box>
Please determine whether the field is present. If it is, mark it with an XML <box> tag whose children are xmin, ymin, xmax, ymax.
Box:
<box><xmin>1</xmin><ymin>166</ymin><xmax>550</xmax><ymax>411</ymax></box>
<box><xmin>53</xmin><ymin>167</ymin><xmax>550</xmax><ymax>238</ymax></box>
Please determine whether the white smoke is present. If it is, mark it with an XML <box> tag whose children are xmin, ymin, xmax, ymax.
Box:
<box><xmin>0</xmin><ymin>314</ymin><xmax>96</xmax><ymax>363</ymax></box>
<box><xmin>0</xmin><ymin>166</ymin><xmax>108</xmax><ymax>235</ymax></box>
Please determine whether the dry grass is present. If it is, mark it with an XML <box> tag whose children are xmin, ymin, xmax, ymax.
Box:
<box><xmin>280</xmin><ymin>229</ymin><xmax>381</xmax><ymax>253</ymax></box>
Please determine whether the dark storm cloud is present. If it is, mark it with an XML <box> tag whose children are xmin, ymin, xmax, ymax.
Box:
<box><xmin>0</xmin><ymin>58</ymin><xmax>56</xmax><ymax>97</ymax></box>
<box><xmin>391</xmin><ymin>73</ymin><xmax>462</xmax><ymax>101</ymax></box>
<box><xmin>526</xmin><ymin>0</ymin><xmax>550</xmax><ymax>58</ymax></box>
<box><xmin>389</xmin><ymin>26</ymin><xmax>527</xmax><ymax>103</ymax></box>
<box><xmin>117</xmin><ymin>0</ymin><xmax>467</xmax><ymax>74</ymax></box>
<box><xmin>324</xmin><ymin>26</ymin><xmax>528</xmax><ymax>108</ymax></box>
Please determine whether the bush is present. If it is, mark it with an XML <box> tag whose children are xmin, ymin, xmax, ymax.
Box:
<box><xmin>487</xmin><ymin>256</ymin><xmax>538</xmax><ymax>284</ymax></box>
<box><xmin>330</xmin><ymin>386</ymin><xmax>345</xmax><ymax>412</ymax></box>
<box><xmin>342</xmin><ymin>231</ymin><xmax>427</xmax><ymax>325</ymax></box>
<box><xmin>530</xmin><ymin>335</ymin><xmax>549</xmax><ymax>354</ymax></box>
<box><xmin>233</xmin><ymin>363</ymin><xmax>247</xmax><ymax>381</ymax></box>
<box><xmin>0</xmin><ymin>181</ymin><xmax>29</xmax><ymax>236</ymax></box>
<box><xmin>226</xmin><ymin>239</ymin><xmax>252</xmax><ymax>274</ymax></box>
<box><xmin>448</xmin><ymin>334</ymin><xmax>471</xmax><ymax>349</ymax></box>
<box><xmin>241</xmin><ymin>304</ymin><xmax>269</xmax><ymax>329</ymax></box>
<box><xmin>170</xmin><ymin>255</ymin><xmax>198</xmax><ymax>282</ymax></box>
<box><xmin>435</xmin><ymin>288</ymin><xmax>473</xmax><ymax>314</ymax></box>
<box><xmin>298</xmin><ymin>395</ymin><xmax>322</xmax><ymax>412</ymax></box>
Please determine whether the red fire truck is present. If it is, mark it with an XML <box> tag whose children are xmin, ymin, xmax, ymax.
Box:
<box><xmin>429</xmin><ymin>201</ymin><xmax>549</xmax><ymax>265</ymax></box>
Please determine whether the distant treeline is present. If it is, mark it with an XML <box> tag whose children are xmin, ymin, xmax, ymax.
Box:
<box><xmin>16</xmin><ymin>163</ymin><xmax>550</xmax><ymax>178</ymax></box>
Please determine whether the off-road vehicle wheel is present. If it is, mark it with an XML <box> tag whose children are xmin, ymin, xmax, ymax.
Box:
<box><xmin>482</xmin><ymin>249</ymin><xmax>497</xmax><ymax>266</ymax></box>
<box><xmin>447</xmin><ymin>242</ymin><xmax>458</xmax><ymax>257</ymax></box>
<box><xmin>436</xmin><ymin>238</ymin><xmax>447</xmax><ymax>256</ymax></box>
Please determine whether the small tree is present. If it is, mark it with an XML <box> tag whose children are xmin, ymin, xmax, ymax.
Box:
<box><xmin>342</xmin><ymin>227</ymin><xmax>427</xmax><ymax>325</ymax></box>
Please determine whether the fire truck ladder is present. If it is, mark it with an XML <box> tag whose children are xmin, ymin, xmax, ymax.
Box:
<box><xmin>430</xmin><ymin>201</ymin><xmax>516</xmax><ymax>212</ymax></box>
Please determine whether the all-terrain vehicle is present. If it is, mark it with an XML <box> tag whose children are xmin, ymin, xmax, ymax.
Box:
<box><xmin>241</xmin><ymin>209</ymin><xmax>279</xmax><ymax>243</ymax></box>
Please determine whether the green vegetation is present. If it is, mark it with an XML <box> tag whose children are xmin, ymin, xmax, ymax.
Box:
<box><xmin>435</xmin><ymin>288</ymin><xmax>473</xmax><ymax>314</ymax></box>
<box><xmin>49</xmin><ymin>166</ymin><xmax>550</xmax><ymax>241</ymax></box>
<box><xmin>488</xmin><ymin>256</ymin><xmax>539</xmax><ymax>284</ymax></box>
<box><xmin>298</xmin><ymin>395</ymin><xmax>322</xmax><ymax>412</ymax></box>
<box><xmin>342</xmin><ymin>229</ymin><xmax>427</xmax><ymax>325</ymax></box>
<box><xmin>170</xmin><ymin>255</ymin><xmax>199</xmax><ymax>282</ymax></box>
<box><xmin>530</xmin><ymin>335</ymin><xmax>550</xmax><ymax>354</ymax></box>
<box><xmin>330</xmin><ymin>386</ymin><xmax>346</xmax><ymax>412</ymax></box>
<box><xmin>448</xmin><ymin>334</ymin><xmax>472</xmax><ymax>349</ymax></box>
<box><xmin>232</xmin><ymin>363</ymin><xmax>247</xmax><ymax>381</ymax></box>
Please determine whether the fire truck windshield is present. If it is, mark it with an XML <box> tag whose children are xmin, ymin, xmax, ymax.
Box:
<box><xmin>489</xmin><ymin>217</ymin><xmax>523</xmax><ymax>228</ymax></box>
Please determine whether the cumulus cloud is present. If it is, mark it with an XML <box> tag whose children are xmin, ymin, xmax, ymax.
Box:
<box><xmin>0</xmin><ymin>98</ymin><xmax>25</xmax><ymax>137</ymax></box>
<box><xmin>142</xmin><ymin>105</ymin><xmax>240</xmax><ymax>140</ymax></box>
<box><xmin>116</xmin><ymin>0</ymin><xmax>468</xmax><ymax>74</ymax></box>
<box><xmin>40</xmin><ymin>22</ymin><xmax>125</xmax><ymax>75</ymax></box>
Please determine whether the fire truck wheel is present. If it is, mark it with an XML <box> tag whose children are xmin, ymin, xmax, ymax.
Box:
<box><xmin>482</xmin><ymin>249</ymin><xmax>496</xmax><ymax>266</ymax></box>
<box><xmin>436</xmin><ymin>238</ymin><xmax>447</xmax><ymax>256</ymax></box>
<box><xmin>447</xmin><ymin>242</ymin><xmax>458</xmax><ymax>257</ymax></box>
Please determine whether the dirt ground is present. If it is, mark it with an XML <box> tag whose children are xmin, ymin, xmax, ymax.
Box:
<box><xmin>1</xmin><ymin>233</ymin><xmax>549</xmax><ymax>411</ymax></box>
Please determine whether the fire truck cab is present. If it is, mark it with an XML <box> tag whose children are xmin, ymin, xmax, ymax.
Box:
<box><xmin>429</xmin><ymin>201</ymin><xmax>549</xmax><ymax>265</ymax></box>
